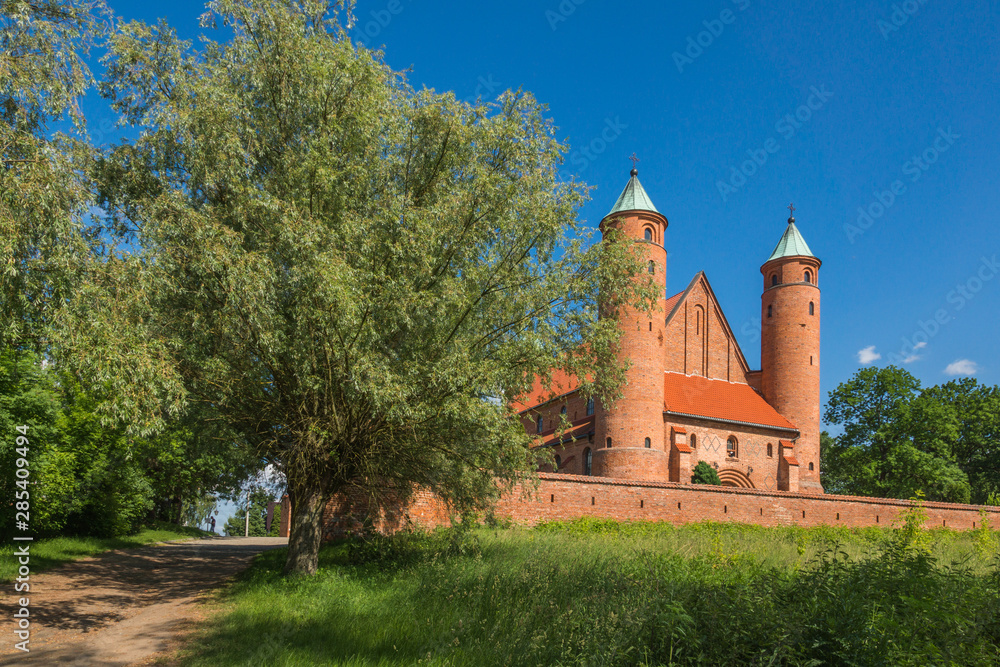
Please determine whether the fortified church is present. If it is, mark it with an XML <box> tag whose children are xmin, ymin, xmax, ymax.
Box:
<box><xmin>296</xmin><ymin>165</ymin><xmax>1000</xmax><ymax>541</ymax></box>
<box><xmin>515</xmin><ymin>167</ymin><xmax>824</xmax><ymax>495</ymax></box>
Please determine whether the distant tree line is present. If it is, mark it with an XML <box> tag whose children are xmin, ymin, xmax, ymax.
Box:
<box><xmin>822</xmin><ymin>366</ymin><xmax>999</xmax><ymax>505</ymax></box>
<box><xmin>0</xmin><ymin>348</ymin><xmax>257</xmax><ymax>538</ymax></box>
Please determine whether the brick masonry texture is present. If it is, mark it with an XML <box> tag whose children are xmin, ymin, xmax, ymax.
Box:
<box><xmin>302</xmin><ymin>474</ymin><xmax>1000</xmax><ymax>540</ymax></box>
<box><xmin>761</xmin><ymin>256</ymin><xmax>823</xmax><ymax>492</ymax></box>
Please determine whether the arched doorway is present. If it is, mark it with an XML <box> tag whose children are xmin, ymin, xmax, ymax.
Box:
<box><xmin>718</xmin><ymin>468</ymin><xmax>755</xmax><ymax>489</ymax></box>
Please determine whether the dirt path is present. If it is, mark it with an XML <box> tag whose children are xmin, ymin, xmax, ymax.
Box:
<box><xmin>1</xmin><ymin>536</ymin><xmax>286</xmax><ymax>666</ymax></box>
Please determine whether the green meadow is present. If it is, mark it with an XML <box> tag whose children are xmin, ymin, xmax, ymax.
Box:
<box><xmin>174</xmin><ymin>513</ymin><xmax>999</xmax><ymax>666</ymax></box>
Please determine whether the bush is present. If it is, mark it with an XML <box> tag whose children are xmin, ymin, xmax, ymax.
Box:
<box><xmin>691</xmin><ymin>460</ymin><xmax>722</xmax><ymax>485</ymax></box>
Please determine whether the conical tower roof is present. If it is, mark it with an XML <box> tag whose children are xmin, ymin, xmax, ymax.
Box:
<box><xmin>766</xmin><ymin>215</ymin><xmax>816</xmax><ymax>262</ymax></box>
<box><xmin>606</xmin><ymin>168</ymin><xmax>660</xmax><ymax>217</ymax></box>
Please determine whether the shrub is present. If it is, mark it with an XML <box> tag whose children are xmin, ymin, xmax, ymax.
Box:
<box><xmin>691</xmin><ymin>460</ymin><xmax>722</xmax><ymax>485</ymax></box>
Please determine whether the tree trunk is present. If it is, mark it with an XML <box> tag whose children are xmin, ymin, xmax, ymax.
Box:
<box><xmin>282</xmin><ymin>485</ymin><xmax>327</xmax><ymax>575</ymax></box>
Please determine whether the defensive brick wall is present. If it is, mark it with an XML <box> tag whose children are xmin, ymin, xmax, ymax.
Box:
<box><xmin>291</xmin><ymin>472</ymin><xmax>1000</xmax><ymax>540</ymax></box>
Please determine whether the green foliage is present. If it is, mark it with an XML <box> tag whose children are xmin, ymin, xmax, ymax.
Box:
<box><xmin>0</xmin><ymin>347</ymin><xmax>252</xmax><ymax>538</ymax></box>
<box><xmin>225</xmin><ymin>488</ymin><xmax>280</xmax><ymax>537</ymax></box>
<box><xmin>823</xmin><ymin>366</ymin><xmax>999</xmax><ymax>504</ymax></box>
<box><xmin>1</xmin><ymin>0</ymin><xmax>110</xmax><ymax>348</ymax></box>
<box><xmin>62</xmin><ymin>0</ymin><xmax>658</xmax><ymax>574</ymax></box>
<box><xmin>691</xmin><ymin>460</ymin><xmax>721</xmax><ymax>485</ymax></box>
<box><xmin>0</xmin><ymin>348</ymin><xmax>154</xmax><ymax>537</ymax></box>
<box><xmin>175</xmin><ymin>520</ymin><xmax>1000</xmax><ymax>666</ymax></box>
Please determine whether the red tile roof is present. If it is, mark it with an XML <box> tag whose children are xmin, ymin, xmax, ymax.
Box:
<box><xmin>663</xmin><ymin>290</ymin><xmax>684</xmax><ymax>316</ymax></box>
<box><xmin>511</xmin><ymin>368</ymin><xmax>581</xmax><ymax>413</ymax></box>
<box><xmin>663</xmin><ymin>373</ymin><xmax>797</xmax><ymax>431</ymax></box>
<box><xmin>538</xmin><ymin>416</ymin><xmax>596</xmax><ymax>448</ymax></box>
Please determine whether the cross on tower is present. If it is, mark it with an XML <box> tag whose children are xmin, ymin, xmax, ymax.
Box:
<box><xmin>788</xmin><ymin>202</ymin><xmax>795</xmax><ymax>217</ymax></box>
<box><xmin>629</xmin><ymin>153</ymin><xmax>640</xmax><ymax>170</ymax></box>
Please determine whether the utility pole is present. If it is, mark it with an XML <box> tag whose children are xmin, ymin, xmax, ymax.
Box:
<box><xmin>244</xmin><ymin>488</ymin><xmax>250</xmax><ymax>537</ymax></box>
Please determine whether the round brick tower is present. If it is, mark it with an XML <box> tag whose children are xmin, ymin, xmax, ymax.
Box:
<box><xmin>592</xmin><ymin>167</ymin><xmax>670</xmax><ymax>481</ymax></box>
<box><xmin>760</xmin><ymin>208</ymin><xmax>823</xmax><ymax>493</ymax></box>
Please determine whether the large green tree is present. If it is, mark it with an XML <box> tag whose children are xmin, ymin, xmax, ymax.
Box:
<box><xmin>821</xmin><ymin>366</ymin><xmax>999</xmax><ymax>504</ymax></box>
<box><xmin>60</xmin><ymin>0</ymin><xmax>655</xmax><ymax>574</ymax></box>
<box><xmin>1</xmin><ymin>0</ymin><xmax>109</xmax><ymax>348</ymax></box>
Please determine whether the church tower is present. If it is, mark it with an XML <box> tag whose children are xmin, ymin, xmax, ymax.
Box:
<box><xmin>592</xmin><ymin>165</ymin><xmax>670</xmax><ymax>480</ymax></box>
<box><xmin>760</xmin><ymin>207</ymin><xmax>823</xmax><ymax>493</ymax></box>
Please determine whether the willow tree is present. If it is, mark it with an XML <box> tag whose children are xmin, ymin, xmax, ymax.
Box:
<box><xmin>65</xmin><ymin>0</ymin><xmax>654</xmax><ymax>574</ymax></box>
<box><xmin>1</xmin><ymin>0</ymin><xmax>109</xmax><ymax>347</ymax></box>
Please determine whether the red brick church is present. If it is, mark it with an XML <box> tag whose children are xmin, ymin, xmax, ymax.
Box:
<box><xmin>516</xmin><ymin>167</ymin><xmax>824</xmax><ymax>494</ymax></box>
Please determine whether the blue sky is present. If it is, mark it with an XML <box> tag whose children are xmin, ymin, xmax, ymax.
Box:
<box><xmin>94</xmin><ymin>0</ymin><xmax>999</xmax><ymax>411</ymax></box>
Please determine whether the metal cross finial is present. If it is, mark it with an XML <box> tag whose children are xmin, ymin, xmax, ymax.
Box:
<box><xmin>629</xmin><ymin>153</ymin><xmax>640</xmax><ymax>170</ymax></box>
<box><xmin>788</xmin><ymin>202</ymin><xmax>795</xmax><ymax>217</ymax></box>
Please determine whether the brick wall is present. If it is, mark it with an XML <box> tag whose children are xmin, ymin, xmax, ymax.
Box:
<box><xmin>298</xmin><ymin>473</ymin><xmax>1000</xmax><ymax>539</ymax></box>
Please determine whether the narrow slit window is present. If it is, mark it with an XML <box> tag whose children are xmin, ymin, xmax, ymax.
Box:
<box><xmin>809</xmin><ymin>302</ymin><xmax>815</xmax><ymax>316</ymax></box>
<box><xmin>606</xmin><ymin>437</ymin><xmax>613</xmax><ymax>448</ymax></box>
<box><xmin>644</xmin><ymin>437</ymin><xmax>651</xmax><ymax>448</ymax></box>
<box><xmin>648</xmin><ymin>260</ymin><xmax>655</xmax><ymax>274</ymax></box>
<box><xmin>584</xmin><ymin>448</ymin><xmax>592</xmax><ymax>476</ymax></box>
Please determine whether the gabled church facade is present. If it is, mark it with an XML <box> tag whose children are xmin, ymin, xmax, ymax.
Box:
<box><xmin>516</xmin><ymin>168</ymin><xmax>824</xmax><ymax>494</ymax></box>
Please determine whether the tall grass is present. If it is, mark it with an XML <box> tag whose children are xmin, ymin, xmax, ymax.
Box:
<box><xmin>0</xmin><ymin>521</ymin><xmax>211</xmax><ymax>581</ymax></box>
<box><xmin>177</xmin><ymin>516</ymin><xmax>1000</xmax><ymax>666</ymax></box>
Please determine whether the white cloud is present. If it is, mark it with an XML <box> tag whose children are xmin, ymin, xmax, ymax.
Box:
<box><xmin>857</xmin><ymin>346</ymin><xmax>881</xmax><ymax>364</ymax></box>
<box><xmin>945</xmin><ymin>359</ymin><xmax>978</xmax><ymax>376</ymax></box>
<box><xmin>903</xmin><ymin>343</ymin><xmax>926</xmax><ymax>364</ymax></box>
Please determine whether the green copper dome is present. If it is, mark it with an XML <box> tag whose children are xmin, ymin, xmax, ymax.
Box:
<box><xmin>767</xmin><ymin>218</ymin><xmax>816</xmax><ymax>262</ymax></box>
<box><xmin>606</xmin><ymin>169</ymin><xmax>659</xmax><ymax>217</ymax></box>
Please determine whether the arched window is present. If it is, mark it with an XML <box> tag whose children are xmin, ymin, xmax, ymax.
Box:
<box><xmin>584</xmin><ymin>448</ymin><xmax>593</xmax><ymax>476</ymax></box>
<box><xmin>536</xmin><ymin>416</ymin><xmax>543</xmax><ymax>434</ymax></box>
<box><xmin>771</xmin><ymin>274</ymin><xmax>779</xmax><ymax>287</ymax></box>
<box><xmin>809</xmin><ymin>302</ymin><xmax>815</xmax><ymax>316</ymax></box>
<box><xmin>644</xmin><ymin>437</ymin><xmax>651</xmax><ymax>448</ymax></box>
<box><xmin>767</xmin><ymin>305</ymin><xmax>772</xmax><ymax>318</ymax></box>
<box><xmin>648</xmin><ymin>260</ymin><xmax>655</xmax><ymax>274</ymax></box>
<box><xmin>586</xmin><ymin>398</ymin><xmax>595</xmax><ymax>416</ymax></box>
<box><xmin>767</xmin><ymin>443</ymin><xmax>773</xmax><ymax>457</ymax></box>
<box><xmin>554</xmin><ymin>455</ymin><xmax>561</xmax><ymax>471</ymax></box>
<box><xmin>695</xmin><ymin>309</ymin><xmax>701</xmax><ymax>335</ymax></box>
<box><xmin>809</xmin><ymin>462</ymin><xmax>815</xmax><ymax>471</ymax></box>
<box><xmin>804</xmin><ymin>270</ymin><xmax>812</xmax><ymax>284</ymax></box>
<box><xmin>560</xmin><ymin>405</ymin><xmax>567</xmax><ymax>416</ymax></box>
<box><xmin>606</xmin><ymin>437</ymin><xmax>613</xmax><ymax>448</ymax></box>
<box><xmin>727</xmin><ymin>436</ymin><xmax>738</xmax><ymax>458</ymax></box>
<box><xmin>644</xmin><ymin>227</ymin><xmax>653</xmax><ymax>242</ymax></box>
<box><xmin>690</xmin><ymin>434</ymin><xmax>697</xmax><ymax>449</ymax></box>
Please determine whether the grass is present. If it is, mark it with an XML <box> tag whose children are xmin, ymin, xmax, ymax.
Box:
<box><xmin>0</xmin><ymin>521</ymin><xmax>211</xmax><ymax>581</ymax></box>
<box><xmin>172</xmin><ymin>514</ymin><xmax>1000</xmax><ymax>667</ymax></box>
